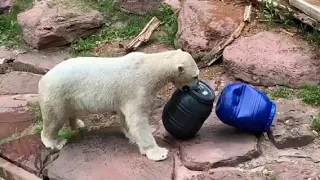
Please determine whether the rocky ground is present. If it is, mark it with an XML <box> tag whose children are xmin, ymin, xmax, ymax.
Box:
<box><xmin>1</xmin><ymin>0</ymin><xmax>320</xmax><ymax>180</ymax></box>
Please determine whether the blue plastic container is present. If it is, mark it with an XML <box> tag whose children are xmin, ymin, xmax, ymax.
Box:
<box><xmin>215</xmin><ymin>83</ymin><xmax>276</xmax><ymax>133</ymax></box>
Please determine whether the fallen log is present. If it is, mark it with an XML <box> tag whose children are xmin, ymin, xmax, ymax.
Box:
<box><xmin>289</xmin><ymin>0</ymin><xmax>320</xmax><ymax>22</ymax></box>
<box><xmin>255</xmin><ymin>0</ymin><xmax>320</xmax><ymax>30</ymax></box>
<box><xmin>120</xmin><ymin>16</ymin><xmax>161</xmax><ymax>52</ymax></box>
<box><xmin>244</xmin><ymin>4</ymin><xmax>253</xmax><ymax>22</ymax></box>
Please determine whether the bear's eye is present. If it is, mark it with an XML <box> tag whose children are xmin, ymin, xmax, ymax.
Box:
<box><xmin>193</xmin><ymin>75</ymin><xmax>198</xmax><ymax>79</ymax></box>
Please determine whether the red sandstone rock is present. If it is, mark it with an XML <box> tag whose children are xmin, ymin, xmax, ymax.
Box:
<box><xmin>0</xmin><ymin>157</ymin><xmax>42</xmax><ymax>180</ymax></box>
<box><xmin>0</xmin><ymin>72</ymin><xmax>42</xmax><ymax>95</ymax></box>
<box><xmin>177</xmin><ymin>116</ymin><xmax>261</xmax><ymax>171</ymax></box>
<box><xmin>17</xmin><ymin>0</ymin><xmax>103</xmax><ymax>49</ymax></box>
<box><xmin>13</xmin><ymin>51</ymin><xmax>69</xmax><ymax>74</ymax></box>
<box><xmin>0</xmin><ymin>0</ymin><xmax>14</xmax><ymax>14</ymax></box>
<box><xmin>223</xmin><ymin>31</ymin><xmax>320</xmax><ymax>87</ymax></box>
<box><xmin>44</xmin><ymin>132</ymin><xmax>174</xmax><ymax>180</ymax></box>
<box><xmin>0</xmin><ymin>46</ymin><xmax>15</xmax><ymax>59</ymax></box>
<box><xmin>268</xmin><ymin>99</ymin><xmax>318</xmax><ymax>149</ymax></box>
<box><xmin>263</xmin><ymin>161</ymin><xmax>320</xmax><ymax>180</ymax></box>
<box><xmin>0</xmin><ymin>71</ymin><xmax>41</xmax><ymax>95</ymax></box>
<box><xmin>0</xmin><ymin>94</ymin><xmax>38</xmax><ymax>140</ymax></box>
<box><xmin>0</xmin><ymin>135</ymin><xmax>44</xmax><ymax>175</ymax></box>
<box><xmin>154</xmin><ymin>107</ymin><xmax>261</xmax><ymax>171</ymax></box>
<box><xmin>177</xmin><ymin>0</ymin><xmax>243</xmax><ymax>62</ymax></box>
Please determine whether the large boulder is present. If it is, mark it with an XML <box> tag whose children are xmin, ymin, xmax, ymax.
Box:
<box><xmin>17</xmin><ymin>0</ymin><xmax>103</xmax><ymax>49</ymax></box>
<box><xmin>177</xmin><ymin>0</ymin><xmax>243</xmax><ymax>62</ymax></box>
<box><xmin>223</xmin><ymin>31</ymin><xmax>320</xmax><ymax>87</ymax></box>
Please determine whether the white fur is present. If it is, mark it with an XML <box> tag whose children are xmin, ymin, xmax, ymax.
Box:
<box><xmin>38</xmin><ymin>49</ymin><xmax>199</xmax><ymax>161</ymax></box>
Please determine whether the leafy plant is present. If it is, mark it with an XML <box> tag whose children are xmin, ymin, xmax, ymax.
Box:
<box><xmin>300</xmin><ymin>85</ymin><xmax>320</xmax><ymax>106</ymax></box>
<box><xmin>0</xmin><ymin>0</ymin><xmax>33</xmax><ymax>49</ymax></box>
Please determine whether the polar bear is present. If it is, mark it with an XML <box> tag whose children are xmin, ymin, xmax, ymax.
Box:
<box><xmin>38</xmin><ymin>49</ymin><xmax>200</xmax><ymax>161</ymax></box>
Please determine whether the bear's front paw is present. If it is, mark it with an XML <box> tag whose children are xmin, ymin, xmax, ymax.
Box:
<box><xmin>146</xmin><ymin>147</ymin><xmax>169</xmax><ymax>161</ymax></box>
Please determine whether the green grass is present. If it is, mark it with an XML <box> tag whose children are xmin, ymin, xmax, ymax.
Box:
<box><xmin>311</xmin><ymin>116</ymin><xmax>320</xmax><ymax>133</ymax></box>
<box><xmin>0</xmin><ymin>133</ymin><xmax>20</xmax><ymax>145</ymax></box>
<box><xmin>58</xmin><ymin>129</ymin><xmax>77</xmax><ymax>139</ymax></box>
<box><xmin>270</xmin><ymin>175</ymin><xmax>278</xmax><ymax>180</ymax></box>
<box><xmin>0</xmin><ymin>0</ymin><xmax>33</xmax><ymax>49</ymax></box>
<box><xmin>300</xmin><ymin>85</ymin><xmax>320</xmax><ymax>106</ymax></box>
<box><xmin>268</xmin><ymin>85</ymin><xmax>320</xmax><ymax>107</ymax></box>
<box><xmin>152</xmin><ymin>4</ymin><xmax>179</xmax><ymax>46</ymax></box>
<box><xmin>71</xmin><ymin>0</ymin><xmax>178</xmax><ymax>56</ymax></box>
<box><xmin>269</xmin><ymin>87</ymin><xmax>295</xmax><ymax>100</ymax></box>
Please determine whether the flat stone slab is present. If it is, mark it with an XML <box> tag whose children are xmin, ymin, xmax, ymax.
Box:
<box><xmin>0</xmin><ymin>72</ymin><xmax>42</xmax><ymax>95</ymax></box>
<box><xmin>0</xmin><ymin>157</ymin><xmax>42</xmax><ymax>180</ymax></box>
<box><xmin>263</xmin><ymin>161</ymin><xmax>320</xmax><ymax>179</ymax></box>
<box><xmin>0</xmin><ymin>46</ymin><xmax>15</xmax><ymax>59</ymax></box>
<box><xmin>156</xmin><ymin>110</ymin><xmax>261</xmax><ymax>171</ymax></box>
<box><xmin>179</xmin><ymin>119</ymin><xmax>260</xmax><ymax>171</ymax></box>
<box><xmin>268</xmin><ymin>99</ymin><xmax>318</xmax><ymax>149</ymax></box>
<box><xmin>173</xmin><ymin>152</ymin><xmax>264</xmax><ymax>180</ymax></box>
<box><xmin>44</xmin><ymin>131</ymin><xmax>174</xmax><ymax>180</ymax></box>
<box><xmin>0</xmin><ymin>94</ymin><xmax>38</xmax><ymax>140</ymax></box>
<box><xmin>187</xmin><ymin>168</ymin><xmax>264</xmax><ymax>180</ymax></box>
<box><xmin>0</xmin><ymin>135</ymin><xmax>44</xmax><ymax>175</ymax></box>
<box><xmin>13</xmin><ymin>51</ymin><xmax>69</xmax><ymax>74</ymax></box>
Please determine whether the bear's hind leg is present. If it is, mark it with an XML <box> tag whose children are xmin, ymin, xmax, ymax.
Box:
<box><xmin>40</xmin><ymin>104</ymin><xmax>69</xmax><ymax>150</ymax></box>
<box><xmin>117</xmin><ymin>111</ymin><xmax>135</xmax><ymax>144</ymax></box>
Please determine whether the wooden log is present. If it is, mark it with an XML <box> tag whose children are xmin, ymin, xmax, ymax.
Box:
<box><xmin>289</xmin><ymin>0</ymin><xmax>320</xmax><ymax>22</ymax></box>
<box><xmin>244</xmin><ymin>4</ymin><xmax>253</xmax><ymax>22</ymax></box>
<box><xmin>121</xmin><ymin>16</ymin><xmax>161</xmax><ymax>52</ymax></box>
<box><xmin>256</xmin><ymin>0</ymin><xmax>320</xmax><ymax>30</ymax></box>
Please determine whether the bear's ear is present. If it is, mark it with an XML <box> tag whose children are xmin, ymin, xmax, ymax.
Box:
<box><xmin>177</xmin><ymin>49</ymin><xmax>183</xmax><ymax>52</ymax></box>
<box><xmin>178</xmin><ymin>64</ymin><xmax>185</xmax><ymax>74</ymax></box>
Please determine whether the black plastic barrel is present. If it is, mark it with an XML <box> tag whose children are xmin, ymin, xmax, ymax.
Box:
<box><xmin>162</xmin><ymin>80</ymin><xmax>215</xmax><ymax>140</ymax></box>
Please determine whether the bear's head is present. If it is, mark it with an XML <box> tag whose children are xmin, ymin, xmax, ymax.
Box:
<box><xmin>171</xmin><ymin>49</ymin><xmax>200</xmax><ymax>90</ymax></box>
